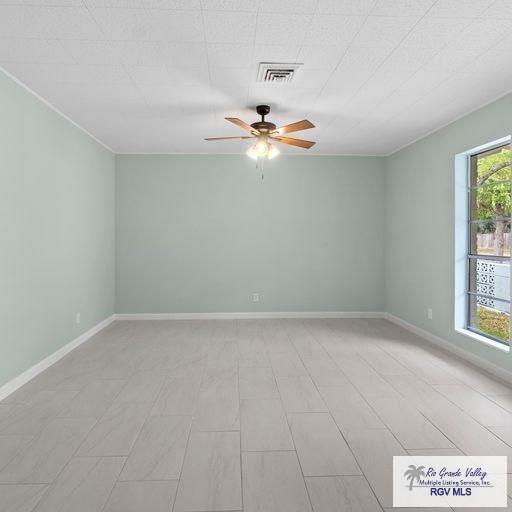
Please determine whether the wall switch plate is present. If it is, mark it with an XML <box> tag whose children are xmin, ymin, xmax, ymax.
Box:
<box><xmin>427</xmin><ymin>308</ymin><xmax>433</xmax><ymax>320</ymax></box>
<box><xmin>76</xmin><ymin>312</ymin><xmax>81</xmax><ymax>324</ymax></box>
<box><xmin>252</xmin><ymin>293</ymin><xmax>260</xmax><ymax>302</ymax></box>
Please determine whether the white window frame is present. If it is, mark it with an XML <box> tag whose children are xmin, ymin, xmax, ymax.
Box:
<box><xmin>455</xmin><ymin>136</ymin><xmax>512</xmax><ymax>352</ymax></box>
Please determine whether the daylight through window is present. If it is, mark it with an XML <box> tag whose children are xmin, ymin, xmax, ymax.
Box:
<box><xmin>467</xmin><ymin>143</ymin><xmax>512</xmax><ymax>345</ymax></box>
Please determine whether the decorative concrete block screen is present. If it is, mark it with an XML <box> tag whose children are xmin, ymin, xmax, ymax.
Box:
<box><xmin>477</xmin><ymin>259</ymin><xmax>510</xmax><ymax>313</ymax></box>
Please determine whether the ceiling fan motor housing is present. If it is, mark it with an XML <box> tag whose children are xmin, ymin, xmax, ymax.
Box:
<box><xmin>251</xmin><ymin>121</ymin><xmax>276</xmax><ymax>133</ymax></box>
<box><xmin>252</xmin><ymin>105</ymin><xmax>275</xmax><ymax>133</ymax></box>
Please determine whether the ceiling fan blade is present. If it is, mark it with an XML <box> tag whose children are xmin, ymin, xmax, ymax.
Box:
<box><xmin>271</xmin><ymin>136</ymin><xmax>316</xmax><ymax>149</ymax></box>
<box><xmin>204</xmin><ymin>136</ymin><xmax>254</xmax><ymax>141</ymax></box>
<box><xmin>225</xmin><ymin>117</ymin><xmax>259</xmax><ymax>134</ymax></box>
<box><xmin>275</xmin><ymin>119</ymin><xmax>315</xmax><ymax>135</ymax></box>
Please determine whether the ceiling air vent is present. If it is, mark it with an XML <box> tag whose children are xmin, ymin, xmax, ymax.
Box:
<box><xmin>257</xmin><ymin>62</ymin><xmax>302</xmax><ymax>83</ymax></box>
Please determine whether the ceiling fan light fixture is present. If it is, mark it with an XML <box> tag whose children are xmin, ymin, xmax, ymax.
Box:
<box><xmin>247</xmin><ymin>135</ymin><xmax>277</xmax><ymax>160</ymax></box>
<box><xmin>267</xmin><ymin>144</ymin><xmax>279</xmax><ymax>159</ymax></box>
<box><xmin>254</xmin><ymin>139</ymin><xmax>269</xmax><ymax>156</ymax></box>
<box><xmin>246</xmin><ymin>144</ymin><xmax>259</xmax><ymax>160</ymax></box>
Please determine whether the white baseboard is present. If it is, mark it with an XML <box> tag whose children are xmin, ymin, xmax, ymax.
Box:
<box><xmin>2</xmin><ymin>310</ymin><xmax>510</xmax><ymax>402</ymax></box>
<box><xmin>115</xmin><ymin>311</ymin><xmax>385</xmax><ymax>320</ymax></box>
<box><xmin>0</xmin><ymin>315</ymin><xmax>116</xmax><ymax>401</ymax></box>
<box><xmin>385</xmin><ymin>313</ymin><xmax>512</xmax><ymax>386</ymax></box>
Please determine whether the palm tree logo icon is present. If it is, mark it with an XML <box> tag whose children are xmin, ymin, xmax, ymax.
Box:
<box><xmin>404</xmin><ymin>465</ymin><xmax>426</xmax><ymax>491</ymax></box>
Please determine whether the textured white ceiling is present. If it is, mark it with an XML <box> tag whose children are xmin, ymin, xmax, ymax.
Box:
<box><xmin>0</xmin><ymin>0</ymin><xmax>511</xmax><ymax>155</ymax></box>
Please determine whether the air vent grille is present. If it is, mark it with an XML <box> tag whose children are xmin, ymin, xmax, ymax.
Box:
<box><xmin>257</xmin><ymin>62</ymin><xmax>302</xmax><ymax>83</ymax></box>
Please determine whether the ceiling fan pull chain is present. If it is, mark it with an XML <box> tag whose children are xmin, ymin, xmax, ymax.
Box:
<box><xmin>257</xmin><ymin>157</ymin><xmax>265</xmax><ymax>180</ymax></box>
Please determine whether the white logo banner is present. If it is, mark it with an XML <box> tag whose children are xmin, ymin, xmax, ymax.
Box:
<box><xmin>393</xmin><ymin>456</ymin><xmax>507</xmax><ymax>508</ymax></box>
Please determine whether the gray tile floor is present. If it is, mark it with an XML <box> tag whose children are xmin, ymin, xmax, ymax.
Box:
<box><xmin>1</xmin><ymin>318</ymin><xmax>512</xmax><ymax>511</ymax></box>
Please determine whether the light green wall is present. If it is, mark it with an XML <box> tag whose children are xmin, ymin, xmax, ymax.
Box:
<box><xmin>4</xmin><ymin>57</ymin><xmax>512</xmax><ymax>387</ymax></box>
<box><xmin>116</xmin><ymin>154</ymin><xmax>385</xmax><ymax>313</ymax></box>
<box><xmin>0</xmin><ymin>70</ymin><xmax>116</xmax><ymax>387</ymax></box>
<box><xmin>385</xmin><ymin>93</ymin><xmax>512</xmax><ymax>371</ymax></box>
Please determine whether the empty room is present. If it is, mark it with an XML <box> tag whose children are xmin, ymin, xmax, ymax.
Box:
<box><xmin>1</xmin><ymin>1</ymin><xmax>512</xmax><ymax>511</ymax></box>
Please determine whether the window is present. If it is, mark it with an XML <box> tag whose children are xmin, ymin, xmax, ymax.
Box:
<box><xmin>466</xmin><ymin>143</ymin><xmax>512</xmax><ymax>346</ymax></box>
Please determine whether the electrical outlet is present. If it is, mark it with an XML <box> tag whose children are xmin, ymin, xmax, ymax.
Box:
<box><xmin>76</xmin><ymin>312</ymin><xmax>81</xmax><ymax>324</ymax></box>
<box><xmin>427</xmin><ymin>308</ymin><xmax>433</xmax><ymax>320</ymax></box>
<box><xmin>252</xmin><ymin>293</ymin><xmax>260</xmax><ymax>303</ymax></box>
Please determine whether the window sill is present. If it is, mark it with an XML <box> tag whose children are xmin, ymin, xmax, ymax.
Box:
<box><xmin>455</xmin><ymin>328</ymin><xmax>510</xmax><ymax>353</ymax></box>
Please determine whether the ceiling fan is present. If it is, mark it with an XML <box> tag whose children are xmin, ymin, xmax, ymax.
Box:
<box><xmin>205</xmin><ymin>105</ymin><xmax>315</xmax><ymax>160</ymax></box>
